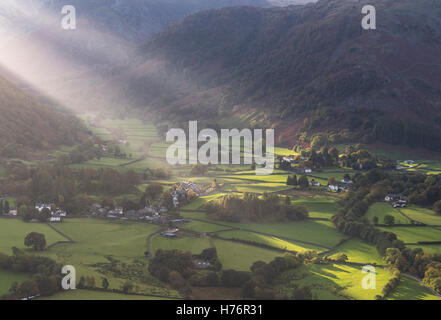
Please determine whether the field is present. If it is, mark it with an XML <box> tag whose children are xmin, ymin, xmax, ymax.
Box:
<box><xmin>221</xmin><ymin>220</ymin><xmax>347</xmax><ymax>249</ymax></box>
<box><xmin>38</xmin><ymin>289</ymin><xmax>169</xmax><ymax>300</ymax></box>
<box><xmin>327</xmin><ymin>238</ymin><xmax>384</xmax><ymax>265</ymax></box>
<box><xmin>36</xmin><ymin>219</ymin><xmax>179</xmax><ymax>298</ymax></box>
<box><xmin>151</xmin><ymin>236</ymin><xmax>211</xmax><ymax>254</ymax></box>
<box><xmin>401</xmin><ymin>206</ymin><xmax>441</xmax><ymax>225</ymax></box>
<box><xmin>215</xmin><ymin>230</ymin><xmax>326</xmax><ymax>253</ymax></box>
<box><xmin>388</xmin><ymin>277</ymin><xmax>440</xmax><ymax>300</ymax></box>
<box><xmin>276</xmin><ymin>264</ymin><xmax>391</xmax><ymax>300</ymax></box>
<box><xmin>0</xmin><ymin>218</ymin><xmax>67</xmax><ymax>254</ymax></box>
<box><xmin>0</xmin><ymin>271</ymin><xmax>31</xmax><ymax>297</ymax></box>
<box><xmin>365</xmin><ymin>203</ymin><xmax>412</xmax><ymax>225</ymax></box>
<box><xmin>406</xmin><ymin>244</ymin><xmax>441</xmax><ymax>255</ymax></box>
<box><xmin>378</xmin><ymin>226</ymin><xmax>441</xmax><ymax>245</ymax></box>
<box><xmin>291</xmin><ymin>196</ymin><xmax>338</xmax><ymax>219</ymax></box>
<box><xmin>77</xmin><ymin>116</ymin><xmax>173</xmax><ymax>172</ymax></box>
<box><xmin>183</xmin><ymin>221</ymin><xmax>233</xmax><ymax>233</ymax></box>
<box><xmin>214</xmin><ymin>239</ymin><xmax>283</xmax><ymax>271</ymax></box>
<box><xmin>2</xmin><ymin>116</ymin><xmax>438</xmax><ymax>300</ymax></box>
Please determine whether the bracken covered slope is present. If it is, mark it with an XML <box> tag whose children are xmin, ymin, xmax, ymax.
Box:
<box><xmin>122</xmin><ymin>0</ymin><xmax>441</xmax><ymax>150</ymax></box>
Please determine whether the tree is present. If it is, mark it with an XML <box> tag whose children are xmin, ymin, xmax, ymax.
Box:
<box><xmin>145</xmin><ymin>183</ymin><xmax>164</xmax><ymax>202</ymax></box>
<box><xmin>298</xmin><ymin>175</ymin><xmax>309</xmax><ymax>189</ymax></box>
<box><xmin>336</xmin><ymin>253</ymin><xmax>348</xmax><ymax>263</ymax></box>
<box><xmin>102</xmin><ymin>277</ymin><xmax>109</xmax><ymax>290</ymax></box>
<box><xmin>39</xmin><ymin>208</ymin><xmax>51</xmax><ymax>222</ymax></box>
<box><xmin>292</xmin><ymin>285</ymin><xmax>313</xmax><ymax>300</ymax></box>
<box><xmin>18</xmin><ymin>205</ymin><xmax>30</xmax><ymax>221</ymax></box>
<box><xmin>36</xmin><ymin>276</ymin><xmax>59</xmax><ymax>296</ymax></box>
<box><xmin>190</xmin><ymin>164</ymin><xmax>208</xmax><ymax>176</ymax></box>
<box><xmin>85</xmin><ymin>276</ymin><xmax>95</xmax><ymax>288</ymax></box>
<box><xmin>373</xmin><ymin>216</ymin><xmax>379</xmax><ymax>225</ymax></box>
<box><xmin>169</xmin><ymin>271</ymin><xmax>186</xmax><ymax>290</ymax></box>
<box><xmin>16</xmin><ymin>280</ymin><xmax>39</xmax><ymax>298</ymax></box>
<box><xmin>434</xmin><ymin>200</ymin><xmax>441</xmax><ymax>215</ymax></box>
<box><xmin>121</xmin><ymin>281</ymin><xmax>134</xmax><ymax>294</ymax></box>
<box><xmin>3</xmin><ymin>200</ymin><xmax>9</xmax><ymax>214</ymax></box>
<box><xmin>291</xmin><ymin>175</ymin><xmax>298</xmax><ymax>186</ymax></box>
<box><xmin>24</xmin><ymin>232</ymin><xmax>46</xmax><ymax>251</ymax></box>
<box><xmin>78</xmin><ymin>276</ymin><xmax>86</xmax><ymax>289</ymax></box>
<box><xmin>383</xmin><ymin>215</ymin><xmax>395</xmax><ymax>227</ymax></box>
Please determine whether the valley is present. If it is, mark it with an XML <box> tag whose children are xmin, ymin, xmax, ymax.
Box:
<box><xmin>0</xmin><ymin>113</ymin><xmax>440</xmax><ymax>301</ymax></box>
<box><xmin>0</xmin><ymin>0</ymin><xmax>441</xmax><ymax>303</ymax></box>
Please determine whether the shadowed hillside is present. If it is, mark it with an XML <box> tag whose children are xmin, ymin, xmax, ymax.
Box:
<box><xmin>0</xmin><ymin>74</ymin><xmax>87</xmax><ymax>159</ymax></box>
<box><xmin>119</xmin><ymin>0</ymin><xmax>441</xmax><ymax>151</ymax></box>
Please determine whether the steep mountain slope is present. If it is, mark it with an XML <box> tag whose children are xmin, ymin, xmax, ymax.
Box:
<box><xmin>0</xmin><ymin>0</ymin><xmax>288</xmax><ymax>111</ymax></box>
<box><xmin>0</xmin><ymin>74</ymin><xmax>87</xmax><ymax>159</ymax></box>
<box><xmin>121</xmin><ymin>0</ymin><xmax>441</xmax><ymax>151</ymax></box>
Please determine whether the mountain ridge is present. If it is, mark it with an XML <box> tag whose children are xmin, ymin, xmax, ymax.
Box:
<box><xmin>116</xmin><ymin>0</ymin><xmax>441</xmax><ymax>151</ymax></box>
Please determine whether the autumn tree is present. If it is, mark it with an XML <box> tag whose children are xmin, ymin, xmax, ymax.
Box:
<box><xmin>145</xmin><ymin>183</ymin><xmax>164</xmax><ymax>202</ymax></box>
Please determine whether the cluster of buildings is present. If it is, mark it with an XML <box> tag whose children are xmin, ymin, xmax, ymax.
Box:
<box><xmin>328</xmin><ymin>178</ymin><xmax>354</xmax><ymax>193</ymax></box>
<box><xmin>89</xmin><ymin>203</ymin><xmax>171</xmax><ymax>224</ymax></box>
<box><xmin>170</xmin><ymin>181</ymin><xmax>207</xmax><ymax>207</ymax></box>
<box><xmin>385</xmin><ymin>194</ymin><xmax>407</xmax><ymax>208</ymax></box>
<box><xmin>395</xmin><ymin>160</ymin><xmax>416</xmax><ymax>171</ymax></box>
<box><xmin>294</xmin><ymin>167</ymin><xmax>312</xmax><ymax>174</ymax></box>
<box><xmin>35</xmin><ymin>203</ymin><xmax>67</xmax><ymax>222</ymax></box>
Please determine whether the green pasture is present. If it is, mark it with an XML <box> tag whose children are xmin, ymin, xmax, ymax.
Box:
<box><xmin>366</xmin><ymin>203</ymin><xmax>412</xmax><ymax>225</ymax></box>
<box><xmin>38</xmin><ymin>289</ymin><xmax>171</xmax><ymax>300</ymax></box>
<box><xmin>0</xmin><ymin>271</ymin><xmax>31</xmax><ymax>297</ymax></box>
<box><xmin>0</xmin><ymin>219</ymin><xmax>67</xmax><ymax>254</ymax></box>
<box><xmin>327</xmin><ymin>238</ymin><xmax>384</xmax><ymax>265</ymax></box>
<box><xmin>388</xmin><ymin>277</ymin><xmax>440</xmax><ymax>300</ymax></box>
<box><xmin>276</xmin><ymin>263</ymin><xmax>391</xmax><ymax>300</ymax></box>
<box><xmin>401</xmin><ymin>206</ymin><xmax>441</xmax><ymax>225</ymax></box>
<box><xmin>213</xmin><ymin>239</ymin><xmax>282</xmax><ymax>271</ymax></box>
<box><xmin>378</xmin><ymin>226</ymin><xmax>441</xmax><ymax>244</ymax></box>
<box><xmin>216</xmin><ymin>230</ymin><xmax>326</xmax><ymax>253</ymax></box>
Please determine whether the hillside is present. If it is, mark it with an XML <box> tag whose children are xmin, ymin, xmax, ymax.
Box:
<box><xmin>0</xmin><ymin>74</ymin><xmax>87</xmax><ymax>159</ymax></box>
<box><xmin>0</xmin><ymin>0</ymin><xmax>288</xmax><ymax>112</ymax></box>
<box><xmin>120</xmin><ymin>0</ymin><xmax>441</xmax><ymax>151</ymax></box>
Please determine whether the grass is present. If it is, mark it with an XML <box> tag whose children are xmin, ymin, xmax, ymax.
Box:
<box><xmin>78</xmin><ymin>116</ymin><xmax>172</xmax><ymax>171</ymax></box>
<box><xmin>276</xmin><ymin>264</ymin><xmax>391</xmax><ymax>300</ymax></box>
<box><xmin>47</xmin><ymin>218</ymin><xmax>160</xmax><ymax>263</ymax></box>
<box><xmin>307</xmin><ymin>168</ymin><xmax>354</xmax><ymax>181</ymax></box>
<box><xmin>0</xmin><ymin>271</ymin><xmax>31</xmax><ymax>297</ymax></box>
<box><xmin>183</xmin><ymin>221</ymin><xmax>232</xmax><ymax>233</ymax></box>
<box><xmin>327</xmin><ymin>239</ymin><xmax>384</xmax><ymax>265</ymax></box>
<box><xmin>219</xmin><ymin>174</ymin><xmax>291</xmax><ymax>183</ymax></box>
<box><xmin>378</xmin><ymin>226</ymin><xmax>441</xmax><ymax>244</ymax></box>
<box><xmin>0</xmin><ymin>218</ymin><xmax>67</xmax><ymax>254</ymax></box>
<box><xmin>223</xmin><ymin>182</ymin><xmax>292</xmax><ymax>194</ymax></box>
<box><xmin>366</xmin><ymin>203</ymin><xmax>412</xmax><ymax>225</ymax></box>
<box><xmin>216</xmin><ymin>230</ymin><xmax>326</xmax><ymax>253</ymax></box>
<box><xmin>401</xmin><ymin>206</ymin><xmax>441</xmax><ymax>225</ymax></box>
<box><xmin>151</xmin><ymin>236</ymin><xmax>211</xmax><ymax>255</ymax></box>
<box><xmin>34</xmin><ymin>218</ymin><xmax>178</xmax><ymax>297</ymax></box>
<box><xmin>37</xmin><ymin>289</ymin><xmax>171</xmax><ymax>300</ymax></box>
<box><xmin>274</xmin><ymin>147</ymin><xmax>300</xmax><ymax>156</ymax></box>
<box><xmin>230</xmin><ymin>220</ymin><xmax>346</xmax><ymax>248</ymax></box>
<box><xmin>406</xmin><ymin>244</ymin><xmax>441</xmax><ymax>255</ymax></box>
<box><xmin>180</xmin><ymin>192</ymin><xmax>236</xmax><ymax>211</ymax></box>
<box><xmin>213</xmin><ymin>239</ymin><xmax>282</xmax><ymax>271</ymax></box>
<box><xmin>291</xmin><ymin>197</ymin><xmax>338</xmax><ymax>219</ymax></box>
<box><xmin>388</xmin><ymin>277</ymin><xmax>440</xmax><ymax>300</ymax></box>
